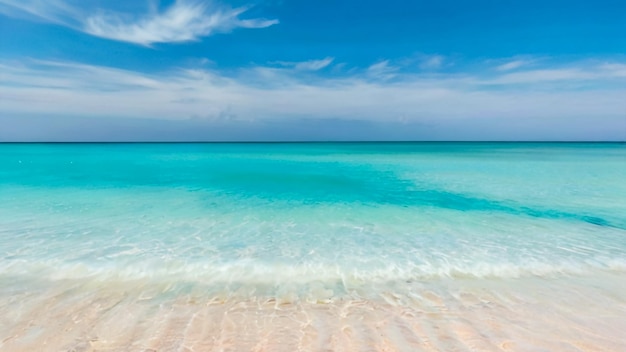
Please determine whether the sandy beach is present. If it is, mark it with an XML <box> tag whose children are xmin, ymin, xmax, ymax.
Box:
<box><xmin>2</xmin><ymin>272</ymin><xmax>624</xmax><ymax>352</ymax></box>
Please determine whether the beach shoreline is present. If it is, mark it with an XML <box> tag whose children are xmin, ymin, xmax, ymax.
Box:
<box><xmin>2</xmin><ymin>272</ymin><xmax>624</xmax><ymax>351</ymax></box>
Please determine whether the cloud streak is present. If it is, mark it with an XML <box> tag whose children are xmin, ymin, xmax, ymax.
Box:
<box><xmin>0</xmin><ymin>0</ymin><xmax>278</xmax><ymax>45</ymax></box>
<box><xmin>0</xmin><ymin>0</ymin><xmax>80</xmax><ymax>25</ymax></box>
<box><xmin>496</xmin><ymin>59</ymin><xmax>531</xmax><ymax>71</ymax></box>
<box><xmin>1</xmin><ymin>58</ymin><xmax>625</xmax><ymax>141</ymax></box>
<box><xmin>273</xmin><ymin>57</ymin><xmax>335</xmax><ymax>71</ymax></box>
<box><xmin>367</xmin><ymin>60</ymin><xmax>398</xmax><ymax>80</ymax></box>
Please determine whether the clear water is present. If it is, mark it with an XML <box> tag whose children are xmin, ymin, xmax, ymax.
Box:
<box><xmin>1</xmin><ymin>143</ymin><xmax>625</xmax><ymax>350</ymax></box>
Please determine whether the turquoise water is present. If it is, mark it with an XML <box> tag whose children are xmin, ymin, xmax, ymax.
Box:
<box><xmin>1</xmin><ymin>143</ymin><xmax>625</xmax><ymax>300</ymax></box>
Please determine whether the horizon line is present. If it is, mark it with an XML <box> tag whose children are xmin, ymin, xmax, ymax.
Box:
<box><xmin>1</xmin><ymin>141</ymin><xmax>624</xmax><ymax>144</ymax></box>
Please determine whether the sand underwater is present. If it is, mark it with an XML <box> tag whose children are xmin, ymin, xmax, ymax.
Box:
<box><xmin>1</xmin><ymin>142</ymin><xmax>625</xmax><ymax>351</ymax></box>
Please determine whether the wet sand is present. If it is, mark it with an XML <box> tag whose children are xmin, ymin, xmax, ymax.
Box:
<box><xmin>1</xmin><ymin>274</ymin><xmax>625</xmax><ymax>351</ymax></box>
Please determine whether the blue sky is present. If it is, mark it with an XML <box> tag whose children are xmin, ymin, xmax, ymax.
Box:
<box><xmin>1</xmin><ymin>0</ymin><xmax>625</xmax><ymax>141</ymax></box>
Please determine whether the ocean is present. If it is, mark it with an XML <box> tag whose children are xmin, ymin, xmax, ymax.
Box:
<box><xmin>1</xmin><ymin>142</ymin><xmax>625</xmax><ymax>351</ymax></box>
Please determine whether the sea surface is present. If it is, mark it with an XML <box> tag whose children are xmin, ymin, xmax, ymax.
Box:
<box><xmin>1</xmin><ymin>142</ymin><xmax>625</xmax><ymax>351</ymax></box>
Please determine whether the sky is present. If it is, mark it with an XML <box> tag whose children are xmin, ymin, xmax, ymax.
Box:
<box><xmin>0</xmin><ymin>0</ymin><xmax>625</xmax><ymax>141</ymax></box>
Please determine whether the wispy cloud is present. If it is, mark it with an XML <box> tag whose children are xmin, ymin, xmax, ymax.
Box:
<box><xmin>496</xmin><ymin>60</ymin><xmax>529</xmax><ymax>71</ymax></box>
<box><xmin>84</xmin><ymin>1</ymin><xmax>278</xmax><ymax>45</ymax></box>
<box><xmin>2</xmin><ymin>59</ymin><xmax>625</xmax><ymax>140</ymax></box>
<box><xmin>0</xmin><ymin>0</ymin><xmax>81</xmax><ymax>25</ymax></box>
<box><xmin>273</xmin><ymin>57</ymin><xmax>334</xmax><ymax>71</ymax></box>
<box><xmin>0</xmin><ymin>0</ymin><xmax>278</xmax><ymax>45</ymax></box>
<box><xmin>488</xmin><ymin>65</ymin><xmax>626</xmax><ymax>85</ymax></box>
<box><xmin>599</xmin><ymin>63</ymin><xmax>626</xmax><ymax>77</ymax></box>
<box><xmin>367</xmin><ymin>60</ymin><xmax>398</xmax><ymax>80</ymax></box>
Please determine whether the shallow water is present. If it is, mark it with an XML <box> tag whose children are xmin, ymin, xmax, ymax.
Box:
<box><xmin>1</xmin><ymin>142</ymin><xmax>625</xmax><ymax>351</ymax></box>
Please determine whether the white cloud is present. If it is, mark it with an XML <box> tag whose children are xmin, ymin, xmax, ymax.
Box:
<box><xmin>84</xmin><ymin>1</ymin><xmax>278</xmax><ymax>45</ymax></box>
<box><xmin>294</xmin><ymin>57</ymin><xmax>333</xmax><ymax>71</ymax></box>
<box><xmin>491</xmin><ymin>68</ymin><xmax>591</xmax><ymax>84</ymax></box>
<box><xmin>2</xmin><ymin>59</ymin><xmax>625</xmax><ymax>134</ymax></box>
<box><xmin>0</xmin><ymin>0</ymin><xmax>81</xmax><ymax>25</ymax></box>
<box><xmin>0</xmin><ymin>0</ymin><xmax>278</xmax><ymax>45</ymax></box>
<box><xmin>273</xmin><ymin>57</ymin><xmax>334</xmax><ymax>71</ymax></box>
<box><xmin>367</xmin><ymin>60</ymin><xmax>398</xmax><ymax>79</ymax></box>
<box><xmin>486</xmin><ymin>64</ymin><xmax>626</xmax><ymax>85</ymax></box>
<box><xmin>598</xmin><ymin>63</ymin><xmax>626</xmax><ymax>77</ymax></box>
<box><xmin>496</xmin><ymin>59</ymin><xmax>530</xmax><ymax>71</ymax></box>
